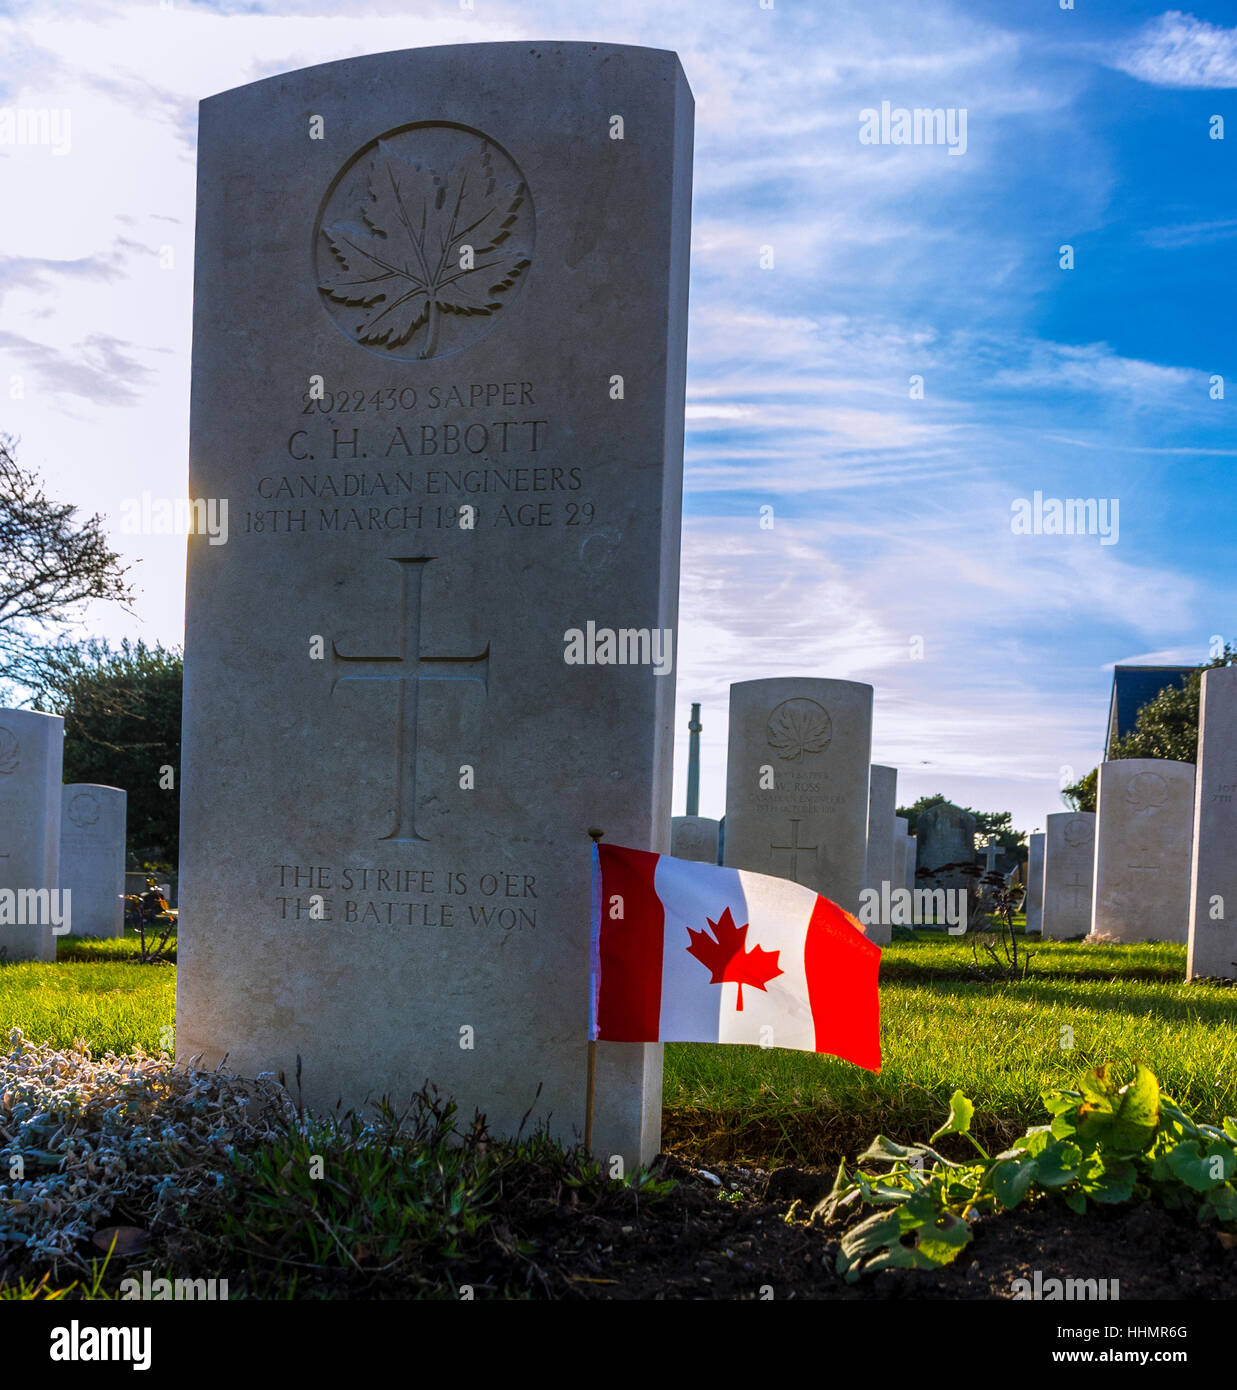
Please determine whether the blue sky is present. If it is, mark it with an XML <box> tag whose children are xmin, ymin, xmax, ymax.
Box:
<box><xmin>1</xmin><ymin>0</ymin><xmax>1234</xmax><ymax>836</ymax></box>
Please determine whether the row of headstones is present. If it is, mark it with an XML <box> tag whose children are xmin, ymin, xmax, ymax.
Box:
<box><xmin>7</xmin><ymin>664</ymin><xmax>1229</xmax><ymax>971</ymax></box>
<box><xmin>1022</xmin><ymin>667</ymin><xmax>1233</xmax><ymax>977</ymax></box>
<box><xmin>670</xmin><ymin>669</ymin><xmax>1237</xmax><ymax>978</ymax></box>
<box><xmin>0</xmin><ymin>708</ymin><xmax>128</xmax><ymax>959</ymax></box>
<box><xmin>1024</xmin><ymin>771</ymin><xmax>1192</xmax><ymax>947</ymax></box>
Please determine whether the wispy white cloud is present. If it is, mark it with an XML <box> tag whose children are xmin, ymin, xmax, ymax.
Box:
<box><xmin>1110</xmin><ymin>646</ymin><xmax>1211</xmax><ymax>667</ymax></box>
<box><xmin>1036</xmin><ymin>434</ymin><xmax>1237</xmax><ymax>457</ymax></box>
<box><xmin>1141</xmin><ymin>217</ymin><xmax>1237</xmax><ymax>249</ymax></box>
<box><xmin>1109</xmin><ymin>10</ymin><xmax>1237</xmax><ymax>89</ymax></box>
<box><xmin>670</xmin><ymin>509</ymin><xmax>1199</xmax><ymax>829</ymax></box>
<box><xmin>0</xmin><ymin>327</ymin><xmax>153</xmax><ymax>405</ymax></box>
<box><xmin>987</xmin><ymin>342</ymin><xmax>1195</xmax><ymax>402</ymax></box>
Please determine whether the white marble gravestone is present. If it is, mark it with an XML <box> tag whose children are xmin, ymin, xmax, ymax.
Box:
<box><xmin>0</xmin><ymin>709</ymin><xmax>63</xmax><ymax>961</ymax></box>
<box><xmin>863</xmin><ymin>765</ymin><xmax>897</xmax><ymax>898</ymax></box>
<box><xmin>1024</xmin><ymin>832</ymin><xmax>1044</xmax><ymax>934</ymax></box>
<box><xmin>1092</xmin><ymin>760</ymin><xmax>1194</xmax><ymax>943</ymax></box>
<box><xmin>60</xmin><ymin>785</ymin><xmax>127</xmax><ymax>939</ymax></box>
<box><xmin>178</xmin><ymin>43</ymin><xmax>693</xmax><ymax>1167</ymax></box>
<box><xmin>671</xmin><ymin>815</ymin><xmax>719</xmax><ymax>864</ymax></box>
<box><xmin>892</xmin><ymin>819</ymin><xmax>908</xmax><ymax>892</ymax></box>
<box><xmin>1041</xmin><ymin>812</ymin><xmax>1095</xmax><ymax>939</ymax></box>
<box><xmin>859</xmin><ymin>765</ymin><xmax>895</xmax><ymax>947</ymax></box>
<box><xmin>723</xmin><ymin>677</ymin><xmax>873</xmax><ymax>914</ymax></box>
<box><xmin>1188</xmin><ymin>667</ymin><xmax>1237</xmax><ymax>979</ymax></box>
<box><xmin>884</xmin><ymin>822</ymin><xmax>907</xmax><ymax>937</ymax></box>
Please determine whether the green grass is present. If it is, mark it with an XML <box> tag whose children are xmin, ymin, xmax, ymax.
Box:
<box><xmin>1</xmin><ymin>930</ymin><xmax>1233</xmax><ymax>1171</ymax></box>
<box><xmin>664</xmin><ymin>935</ymin><xmax>1237</xmax><ymax>1165</ymax></box>
<box><xmin>0</xmin><ymin>932</ymin><xmax>175</xmax><ymax>1054</ymax></box>
<box><xmin>58</xmin><ymin>925</ymin><xmax>177</xmax><ymax>964</ymax></box>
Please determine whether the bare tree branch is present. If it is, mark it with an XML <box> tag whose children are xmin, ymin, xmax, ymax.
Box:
<box><xmin>0</xmin><ymin>434</ymin><xmax>134</xmax><ymax>683</ymax></box>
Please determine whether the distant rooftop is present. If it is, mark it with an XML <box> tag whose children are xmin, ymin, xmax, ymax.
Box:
<box><xmin>1106</xmin><ymin>665</ymin><xmax>1195</xmax><ymax>759</ymax></box>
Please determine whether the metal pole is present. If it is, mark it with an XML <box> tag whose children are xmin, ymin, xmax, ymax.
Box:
<box><xmin>686</xmin><ymin>702</ymin><xmax>702</xmax><ymax>816</ymax></box>
<box><xmin>585</xmin><ymin>826</ymin><xmax>604</xmax><ymax>1153</ymax></box>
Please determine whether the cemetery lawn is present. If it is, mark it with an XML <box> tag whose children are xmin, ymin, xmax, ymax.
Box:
<box><xmin>0</xmin><ymin>930</ymin><xmax>1230</xmax><ymax>1168</ymax></box>
<box><xmin>0</xmin><ymin>933</ymin><xmax>175</xmax><ymax>1054</ymax></box>
<box><xmin>664</xmin><ymin>933</ymin><xmax>1237</xmax><ymax>1166</ymax></box>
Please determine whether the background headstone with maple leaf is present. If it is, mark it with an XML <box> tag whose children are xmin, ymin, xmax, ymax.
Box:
<box><xmin>723</xmin><ymin>677</ymin><xmax>874</xmax><ymax>920</ymax></box>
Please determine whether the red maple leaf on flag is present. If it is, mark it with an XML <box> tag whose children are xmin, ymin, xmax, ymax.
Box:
<box><xmin>686</xmin><ymin>907</ymin><xmax>784</xmax><ymax>1011</ymax></box>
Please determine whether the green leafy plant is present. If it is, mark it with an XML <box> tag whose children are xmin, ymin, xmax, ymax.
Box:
<box><xmin>813</xmin><ymin>1063</ymin><xmax>1237</xmax><ymax>1282</ymax></box>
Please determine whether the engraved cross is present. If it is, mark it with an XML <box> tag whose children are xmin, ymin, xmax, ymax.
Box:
<box><xmin>1064</xmin><ymin>872</ymin><xmax>1087</xmax><ymax>908</ymax></box>
<box><xmin>331</xmin><ymin>557</ymin><xmax>489</xmax><ymax>843</ymax></box>
<box><xmin>770</xmin><ymin>819</ymin><xmax>818</xmax><ymax>884</ymax></box>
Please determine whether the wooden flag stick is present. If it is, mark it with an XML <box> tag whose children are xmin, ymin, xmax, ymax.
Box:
<box><xmin>584</xmin><ymin>1039</ymin><xmax>597</xmax><ymax>1154</ymax></box>
<box><xmin>585</xmin><ymin>827</ymin><xmax>604</xmax><ymax>1155</ymax></box>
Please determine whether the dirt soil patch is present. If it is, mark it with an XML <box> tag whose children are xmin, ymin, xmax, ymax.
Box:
<box><xmin>440</xmin><ymin>1156</ymin><xmax>1236</xmax><ymax>1300</ymax></box>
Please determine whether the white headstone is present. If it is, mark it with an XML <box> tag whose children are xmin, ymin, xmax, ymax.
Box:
<box><xmin>892</xmin><ymin>821</ymin><xmax>908</xmax><ymax>896</ymax></box>
<box><xmin>1042</xmin><ymin>812</ymin><xmax>1095</xmax><ymax>939</ymax></box>
<box><xmin>850</xmin><ymin>767</ymin><xmax>889</xmax><ymax>950</ymax></box>
<box><xmin>1093</xmin><ymin>759</ymin><xmax>1194</xmax><ymax>943</ymax></box>
<box><xmin>861</xmin><ymin>766</ymin><xmax>897</xmax><ymax>946</ymax></box>
<box><xmin>60</xmin><ymin>785</ymin><xmax>127</xmax><ymax>939</ymax></box>
<box><xmin>0</xmin><ymin>709</ymin><xmax>63</xmax><ymax>961</ymax></box>
<box><xmin>887</xmin><ymin>814</ymin><xmax>910</xmax><ymax>934</ymax></box>
<box><xmin>863</xmin><ymin>765</ymin><xmax>897</xmax><ymax>896</ymax></box>
<box><xmin>1024</xmin><ymin>832</ymin><xmax>1044</xmax><ymax>934</ymax></box>
<box><xmin>671</xmin><ymin>815</ymin><xmax>719</xmax><ymax>864</ymax></box>
<box><xmin>1188</xmin><ymin>667</ymin><xmax>1237</xmax><ymax>979</ymax></box>
<box><xmin>177</xmin><ymin>42</ymin><xmax>693</xmax><ymax>1168</ymax></box>
<box><xmin>904</xmin><ymin>830</ymin><xmax>917</xmax><ymax>891</ymax></box>
<box><xmin>723</xmin><ymin>677</ymin><xmax>873</xmax><ymax>915</ymax></box>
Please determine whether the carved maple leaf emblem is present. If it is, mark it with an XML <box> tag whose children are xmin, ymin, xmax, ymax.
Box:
<box><xmin>319</xmin><ymin>139</ymin><xmax>531</xmax><ymax>359</ymax></box>
<box><xmin>767</xmin><ymin>699</ymin><xmax>831</xmax><ymax>762</ymax></box>
<box><xmin>686</xmin><ymin>906</ymin><xmax>784</xmax><ymax>1012</ymax></box>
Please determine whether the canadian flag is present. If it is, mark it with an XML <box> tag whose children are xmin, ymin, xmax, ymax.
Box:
<box><xmin>590</xmin><ymin>844</ymin><xmax>881</xmax><ymax>1071</ymax></box>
